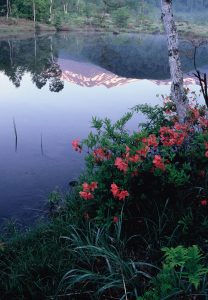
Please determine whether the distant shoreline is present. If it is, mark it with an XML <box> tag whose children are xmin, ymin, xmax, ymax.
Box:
<box><xmin>0</xmin><ymin>17</ymin><xmax>207</xmax><ymax>40</ymax></box>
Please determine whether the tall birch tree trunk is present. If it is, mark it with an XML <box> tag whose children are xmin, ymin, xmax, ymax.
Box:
<box><xmin>49</xmin><ymin>0</ymin><xmax>53</xmax><ymax>23</ymax></box>
<box><xmin>161</xmin><ymin>0</ymin><xmax>188</xmax><ymax>123</ymax></box>
<box><xmin>6</xmin><ymin>0</ymin><xmax>9</xmax><ymax>19</ymax></box>
<box><xmin>33</xmin><ymin>0</ymin><xmax>36</xmax><ymax>29</ymax></box>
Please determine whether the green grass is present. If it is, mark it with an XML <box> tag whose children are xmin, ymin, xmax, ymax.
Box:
<box><xmin>0</xmin><ymin>191</ymin><xmax>84</xmax><ymax>300</ymax></box>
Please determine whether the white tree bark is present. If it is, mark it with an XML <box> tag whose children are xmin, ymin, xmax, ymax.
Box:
<box><xmin>161</xmin><ymin>0</ymin><xmax>188</xmax><ymax>123</ymax></box>
<box><xmin>33</xmin><ymin>0</ymin><xmax>36</xmax><ymax>28</ymax></box>
<box><xmin>6</xmin><ymin>0</ymin><xmax>9</xmax><ymax>19</ymax></box>
<box><xmin>49</xmin><ymin>0</ymin><xmax>53</xmax><ymax>23</ymax></box>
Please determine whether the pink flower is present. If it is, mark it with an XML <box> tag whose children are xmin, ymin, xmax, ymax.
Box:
<box><xmin>153</xmin><ymin>155</ymin><xmax>166</xmax><ymax>171</ymax></box>
<box><xmin>111</xmin><ymin>183</ymin><xmax>129</xmax><ymax>201</ymax></box>
<box><xmin>118</xmin><ymin>190</ymin><xmax>129</xmax><ymax>201</ymax></box>
<box><xmin>143</xmin><ymin>134</ymin><xmax>158</xmax><ymax>148</ymax></box>
<box><xmin>201</xmin><ymin>200</ymin><xmax>207</xmax><ymax>206</ymax></box>
<box><xmin>82</xmin><ymin>182</ymin><xmax>91</xmax><ymax>192</ymax></box>
<box><xmin>90</xmin><ymin>182</ymin><xmax>98</xmax><ymax>191</ymax></box>
<box><xmin>111</xmin><ymin>183</ymin><xmax>120</xmax><ymax>197</ymax></box>
<box><xmin>115</xmin><ymin>157</ymin><xmax>128</xmax><ymax>172</ymax></box>
<box><xmin>136</xmin><ymin>146</ymin><xmax>149</xmax><ymax>158</ymax></box>
<box><xmin>128</xmin><ymin>154</ymin><xmax>140</xmax><ymax>163</ymax></box>
<box><xmin>93</xmin><ymin>148</ymin><xmax>111</xmax><ymax>161</ymax></box>
<box><xmin>160</xmin><ymin>126</ymin><xmax>187</xmax><ymax>147</ymax></box>
<box><xmin>72</xmin><ymin>139</ymin><xmax>82</xmax><ymax>153</ymax></box>
<box><xmin>80</xmin><ymin>182</ymin><xmax>98</xmax><ymax>200</ymax></box>
<box><xmin>79</xmin><ymin>191</ymin><xmax>94</xmax><ymax>200</ymax></box>
<box><xmin>113</xmin><ymin>216</ymin><xmax>119</xmax><ymax>223</ymax></box>
<box><xmin>82</xmin><ymin>182</ymin><xmax>98</xmax><ymax>192</ymax></box>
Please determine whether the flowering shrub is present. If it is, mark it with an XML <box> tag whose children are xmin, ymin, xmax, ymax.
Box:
<box><xmin>79</xmin><ymin>182</ymin><xmax>98</xmax><ymax>200</ymax></box>
<box><xmin>72</xmin><ymin>93</ymin><xmax>208</xmax><ymax>225</ymax></box>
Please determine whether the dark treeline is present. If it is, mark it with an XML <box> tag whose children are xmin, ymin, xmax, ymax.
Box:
<box><xmin>1</xmin><ymin>33</ymin><xmax>208</xmax><ymax>90</ymax></box>
<box><xmin>0</xmin><ymin>0</ymin><xmax>208</xmax><ymax>26</ymax></box>
<box><xmin>0</xmin><ymin>36</ymin><xmax>64</xmax><ymax>91</ymax></box>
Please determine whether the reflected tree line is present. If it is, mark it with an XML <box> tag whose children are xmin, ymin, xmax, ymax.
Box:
<box><xmin>0</xmin><ymin>35</ymin><xmax>64</xmax><ymax>92</ymax></box>
<box><xmin>56</xmin><ymin>33</ymin><xmax>208</xmax><ymax>80</ymax></box>
<box><xmin>0</xmin><ymin>33</ymin><xmax>208</xmax><ymax>89</ymax></box>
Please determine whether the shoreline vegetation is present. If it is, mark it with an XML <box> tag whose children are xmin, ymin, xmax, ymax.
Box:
<box><xmin>1</xmin><ymin>97</ymin><xmax>208</xmax><ymax>299</ymax></box>
<box><xmin>1</xmin><ymin>17</ymin><xmax>208</xmax><ymax>39</ymax></box>
<box><xmin>1</xmin><ymin>1</ymin><xmax>208</xmax><ymax>298</ymax></box>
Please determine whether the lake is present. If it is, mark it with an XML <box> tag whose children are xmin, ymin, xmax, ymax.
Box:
<box><xmin>0</xmin><ymin>32</ymin><xmax>206</xmax><ymax>225</ymax></box>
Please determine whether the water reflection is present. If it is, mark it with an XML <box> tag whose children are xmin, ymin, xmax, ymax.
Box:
<box><xmin>0</xmin><ymin>36</ymin><xmax>64</xmax><ymax>92</ymax></box>
<box><xmin>0</xmin><ymin>33</ymin><xmax>206</xmax><ymax>225</ymax></box>
<box><xmin>59</xmin><ymin>58</ymin><xmax>137</xmax><ymax>88</ymax></box>
<box><xmin>0</xmin><ymin>33</ymin><xmax>207</xmax><ymax>91</ymax></box>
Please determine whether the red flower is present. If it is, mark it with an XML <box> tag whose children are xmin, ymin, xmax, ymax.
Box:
<box><xmin>115</xmin><ymin>157</ymin><xmax>128</xmax><ymax>172</ymax></box>
<box><xmin>174</xmin><ymin>123</ymin><xmax>188</xmax><ymax>132</ymax></box>
<box><xmin>111</xmin><ymin>183</ymin><xmax>120</xmax><ymax>197</ymax></box>
<box><xmin>93</xmin><ymin>148</ymin><xmax>111</xmax><ymax>162</ymax></box>
<box><xmin>118</xmin><ymin>190</ymin><xmax>129</xmax><ymax>201</ymax></box>
<box><xmin>79</xmin><ymin>191</ymin><xmax>94</xmax><ymax>200</ymax></box>
<box><xmin>125</xmin><ymin>146</ymin><xmax>141</xmax><ymax>163</ymax></box>
<box><xmin>128</xmin><ymin>154</ymin><xmax>140</xmax><ymax>163</ymax></box>
<box><xmin>136</xmin><ymin>146</ymin><xmax>149</xmax><ymax>158</ymax></box>
<box><xmin>153</xmin><ymin>155</ymin><xmax>166</xmax><ymax>171</ymax></box>
<box><xmin>72</xmin><ymin>139</ymin><xmax>82</xmax><ymax>153</ymax></box>
<box><xmin>143</xmin><ymin>134</ymin><xmax>158</xmax><ymax>148</ymax></box>
<box><xmin>201</xmin><ymin>200</ymin><xmax>207</xmax><ymax>206</ymax></box>
<box><xmin>80</xmin><ymin>182</ymin><xmax>98</xmax><ymax>200</ymax></box>
<box><xmin>160</xmin><ymin>126</ymin><xmax>187</xmax><ymax>147</ymax></box>
<box><xmin>82</xmin><ymin>182</ymin><xmax>98</xmax><ymax>192</ymax></box>
<box><xmin>111</xmin><ymin>183</ymin><xmax>129</xmax><ymax>201</ymax></box>
<box><xmin>90</xmin><ymin>182</ymin><xmax>98</xmax><ymax>191</ymax></box>
<box><xmin>82</xmin><ymin>182</ymin><xmax>91</xmax><ymax>192</ymax></box>
<box><xmin>113</xmin><ymin>216</ymin><xmax>119</xmax><ymax>223</ymax></box>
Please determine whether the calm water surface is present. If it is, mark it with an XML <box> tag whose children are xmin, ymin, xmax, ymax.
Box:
<box><xmin>0</xmin><ymin>33</ymin><xmax>206</xmax><ymax>224</ymax></box>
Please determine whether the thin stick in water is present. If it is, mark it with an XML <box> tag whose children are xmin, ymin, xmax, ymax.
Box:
<box><xmin>13</xmin><ymin>118</ymin><xmax>18</xmax><ymax>152</ymax></box>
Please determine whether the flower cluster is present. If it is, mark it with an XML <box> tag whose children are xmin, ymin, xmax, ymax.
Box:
<box><xmin>93</xmin><ymin>147</ymin><xmax>111</xmax><ymax>162</ymax></box>
<box><xmin>114</xmin><ymin>143</ymin><xmax>150</xmax><ymax>173</ymax></box>
<box><xmin>72</xmin><ymin>139</ymin><xmax>82</xmax><ymax>153</ymax></box>
<box><xmin>115</xmin><ymin>157</ymin><xmax>129</xmax><ymax>172</ymax></box>
<box><xmin>72</xmin><ymin>96</ymin><xmax>208</xmax><ymax>223</ymax></box>
<box><xmin>160</xmin><ymin>124</ymin><xmax>188</xmax><ymax>147</ymax></box>
<box><xmin>79</xmin><ymin>182</ymin><xmax>98</xmax><ymax>200</ymax></box>
<box><xmin>111</xmin><ymin>183</ymin><xmax>129</xmax><ymax>201</ymax></box>
<box><xmin>142</xmin><ymin>134</ymin><xmax>158</xmax><ymax>148</ymax></box>
<box><xmin>153</xmin><ymin>155</ymin><xmax>166</xmax><ymax>171</ymax></box>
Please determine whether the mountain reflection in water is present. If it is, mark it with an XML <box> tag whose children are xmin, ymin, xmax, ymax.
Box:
<box><xmin>59</xmin><ymin>58</ymin><xmax>137</xmax><ymax>88</ymax></box>
<box><xmin>0</xmin><ymin>33</ymin><xmax>207</xmax><ymax>91</ymax></box>
<box><xmin>0</xmin><ymin>33</ymin><xmax>206</xmax><ymax>225</ymax></box>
